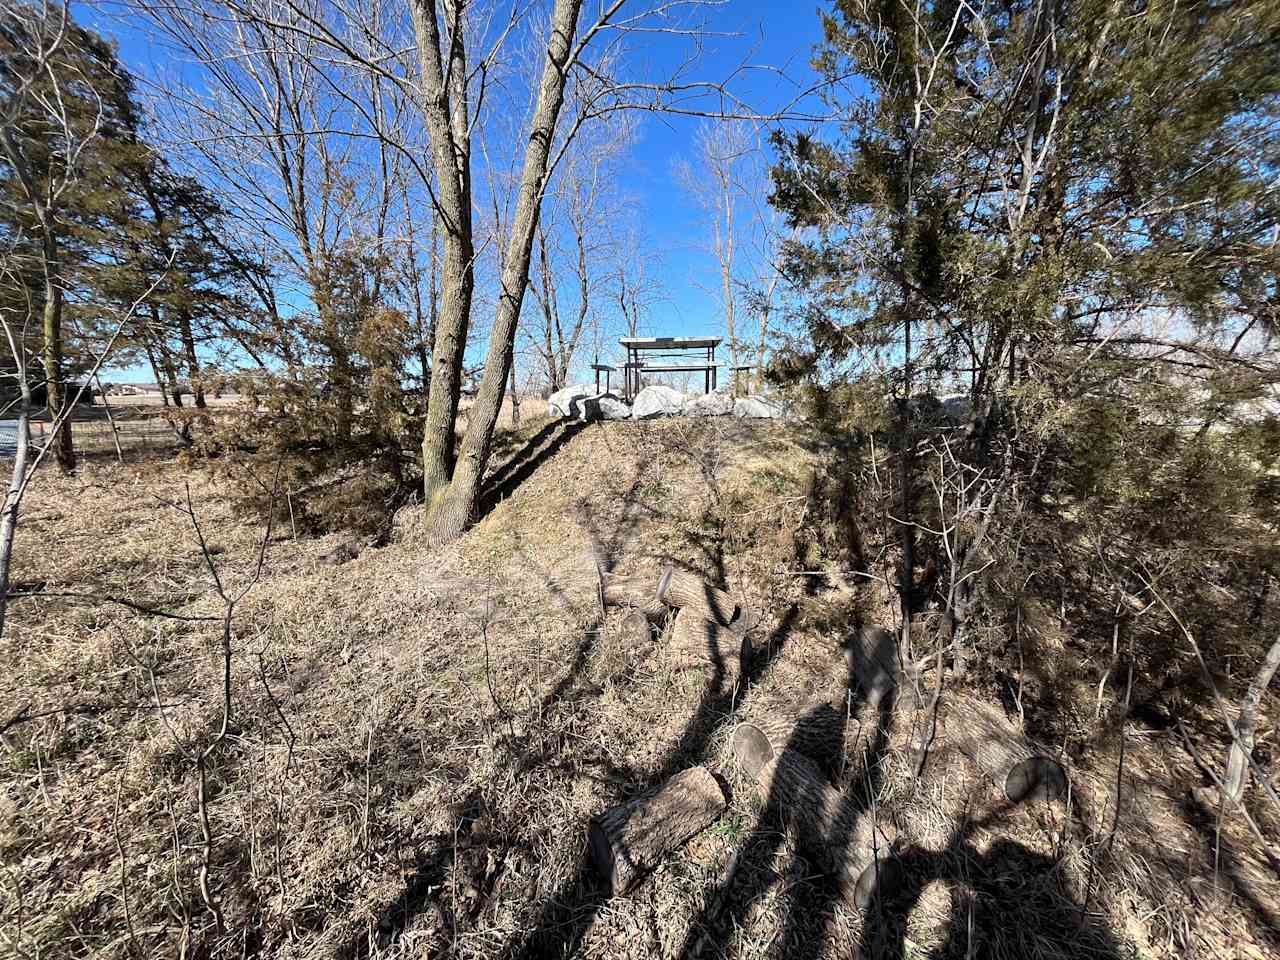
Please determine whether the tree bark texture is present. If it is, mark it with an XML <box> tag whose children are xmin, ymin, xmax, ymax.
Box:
<box><xmin>588</xmin><ymin>766</ymin><xmax>727</xmax><ymax>895</ymax></box>
<box><xmin>410</xmin><ymin>0</ymin><xmax>477</xmax><ymax>504</ymax></box>
<box><xmin>177</xmin><ymin>309</ymin><xmax>206</xmax><ymax>408</ymax></box>
<box><xmin>0</xmin><ymin>379</ymin><xmax>32</xmax><ymax>638</ymax></box>
<box><xmin>950</xmin><ymin>699</ymin><xmax>1067</xmax><ymax>803</ymax></box>
<box><xmin>731</xmin><ymin>723</ymin><xmax>901</xmax><ymax>909</ymax></box>
<box><xmin>421</xmin><ymin>0</ymin><xmax>585</xmax><ymax>544</ymax></box>
<box><xmin>43</xmin><ymin>252</ymin><xmax>75</xmax><ymax>472</ymax></box>
<box><xmin>601</xmin><ymin>571</ymin><xmax>667</xmax><ymax>620</ymax></box>
<box><xmin>744</xmin><ymin>703</ymin><xmax>851</xmax><ymax>776</ymax></box>
<box><xmin>666</xmin><ymin>611</ymin><xmax>750</xmax><ymax>684</ymax></box>
<box><xmin>656</xmin><ymin>566</ymin><xmax>739</xmax><ymax>626</ymax></box>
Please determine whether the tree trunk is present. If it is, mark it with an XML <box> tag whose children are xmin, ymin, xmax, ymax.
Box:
<box><xmin>178</xmin><ymin>309</ymin><xmax>206</xmax><ymax>408</ymax></box>
<box><xmin>0</xmin><ymin>372</ymin><xmax>32</xmax><ymax>638</ymax></box>
<box><xmin>419</xmin><ymin>224</ymin><xmax>474</xmax><ymax>499</ymax></box>
<box><xmin>410</xmin><ymin>0</ymin><xmax>477</xmax><ymax>505</ymax></box>
<box><xmin>94</xmin><ymin>374</ymin><xmax>124</xmax><ymax>463</ymax></box>
<box><xmin>588</xmin><ymin>766</ymin><xmax>727</xmax><ymax>895</ymax></box>
<box><xmin>42</xmin><ymin>250</ymin><xmax>75</xmax><ymax>472</ymax></box>
<box><xmin>731</xmin><ymin>723</ymin><xmax>901</xmax><ymax>909</ymax></box>
<box><xmin>143</xmin><ymin>338</ymin><xmax>170</xmax><ymax>408</ymax></box>
<box><xmin>508</xmin><ymin>361</ymin><xmax>520</xmax><ymax>428</ymax></box>
<box><xmin>537</xmin><ymin>223</ymin><xmax>562</xmax><ymax>393</ymax></box>
<box><xmin>1223</xmin><ymin>632</ymin><xmax>1280</xmax><ymax>806</ymax></box>
<box><xmin>656</xmin><ymin>566</ymin><xmax>739</xmax><ymax>627</ymax></box>
<box><xmin>420</xmin><ymin>0</ymin><xmax>585</xmax><ymax>545</ymax></box>
<box><xmin>161</xmin><ymin>350</ymin><xmax>184</xmax><ymax>408</ymax></box>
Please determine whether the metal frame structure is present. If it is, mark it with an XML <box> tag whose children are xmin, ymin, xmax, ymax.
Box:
<box><xmin>619</xmin><ymin>336</ymin><xmax>723</xmax><ymax>400</ymax></box>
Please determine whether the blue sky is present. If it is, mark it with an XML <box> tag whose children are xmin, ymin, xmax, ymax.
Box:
<box><xmin>76</xmin><ymin>1</ymin><xmax>833</xmax><ymax>377</ymax></box>
<box><xmin>603</xmin><ymin>2</ymin><xmax>827</xmax><ymax>337</ymax></box>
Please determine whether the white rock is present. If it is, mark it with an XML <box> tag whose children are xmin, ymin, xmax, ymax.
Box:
<box><xmin>579</xmin><ymin>393</ymin><xmax>631</xmax><ymax>421</ymax></box>
<box><xmin>682</xmin><ymin>392</ymin><xmax>735</xmax><ymax>417</ymax></box>
<box><xmin>547</xmin><ymin>383</ymin><xmax>592</xmax><ymax>418</ymax></box>
<box><xmin>632</xmin><ymin>385</ymin><xmax>687</xmax><ymax>419</ymax></box>
<box><xmin>734</xmin><ymin>395</ymin><xmax>784</xmax><ymax>419</ymax></box>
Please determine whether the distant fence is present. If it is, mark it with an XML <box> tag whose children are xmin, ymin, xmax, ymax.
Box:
<box><xmin>0</xmin><ymin>411</ymin><xmax>182</xmax><ymax>460</ymax></box>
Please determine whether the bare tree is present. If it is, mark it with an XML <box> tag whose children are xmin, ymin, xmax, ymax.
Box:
<box><xmin>1224</xmin><ymin>633</ymin><xmax>1280</xmax><ymax>806</ymax></box>
<box><xmin>527</xmin><ymin>112</ymin><xmax>634</xmax><ymax>392</ymax></box>
<box><xmin>613</xmin><ymin>228</ymin><xmax>663</xmax><ymax>343</ymax></box>
<box><xmin>130</xmin><ymin>0</ymin><xmax>798</xmax><ymax>542</ymax></box>
<box><xmin>131</xmin><ymin>0</ymin><xmax>414</xmax><ymax>373</ymax></box>
<box><xmin>676</xmin><ymin>119</ymin><xmax>773</xmax><ymax>393</ymax></box>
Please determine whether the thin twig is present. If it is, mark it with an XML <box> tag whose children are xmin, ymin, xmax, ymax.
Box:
<box><xmin>113</xmin><ymin>770</ymin><xmax>141</xmax><ymax>957</ymax></box>
<box><xmin>6</xmin><ymin>590</ymin><xmax>220</xmax><ymax>622</ymax></box>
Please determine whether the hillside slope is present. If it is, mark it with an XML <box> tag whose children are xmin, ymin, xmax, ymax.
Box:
<box><xmin>1</xmin><ymin>417</ymin><xmax>1275</xmax><ymax>959</ymax></box>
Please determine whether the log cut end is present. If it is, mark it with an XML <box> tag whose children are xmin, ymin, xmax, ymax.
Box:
<box><xmin>749</xmin><ymin>703</ymin><xmax>848</xmax><ymax>774</ymax></box>
<box><xmin>731</xmin><ymin>723</ymin><xmax>776</xmax><ymax>780</ymax></box>
<box><xmin>601</xmin><ymin>572</ymin><xmax>667</xmax><ymax>620</ymax></box>
<box><xmin>1004</xmin><ymin>756</ymin><xmax>1068</xmax><ymax>803</ymax></box>
<box><xmin>587</xmin><ymin>817</ymin><xmax>618</xmax><ymax>888</ymax></box>
<box><xmin>850</xmin><ymin>855</ymin><xmax>907</xmax><ymax>910</ymax></box>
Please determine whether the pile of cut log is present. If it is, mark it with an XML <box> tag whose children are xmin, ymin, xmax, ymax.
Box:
<box><xmin>587</xmin><ymin>565</ymin><xmax>748</xmax><ymax>893</ymax></box>
<box><xmin>600</xmin><ymin>564</ymin><xmax>740</xmax><ymax>627</ymax></box>
<box><xmin>584</xmin><ymin>567</ymin><xmax>1069</xmax><ymax>907</ymax></box>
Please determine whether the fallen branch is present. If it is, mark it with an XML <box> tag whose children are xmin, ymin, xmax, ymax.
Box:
<box><xmin>6</xmin><ymin>589</ymin><xmax>220</xmax><ymax>622</ymax></box>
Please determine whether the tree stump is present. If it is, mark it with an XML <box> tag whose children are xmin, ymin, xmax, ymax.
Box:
<box><xmin>601</xmin><ymin>572</ymin><xmax>667</xmax><ymax>619</ymax></box>
<box><xmin>656</xmin><ymin>566</ymin><xmax>739</xmax><ymax>626</ymax></box>
<box><xmin>730</xmin><ymin>724</ymin><xmax>901</xmax><ymax>909</ymax></box>
<box><xmin>667</xmin><ymin>611</ymin><xmax>751</xmax><ymax>684</ymax></box>
<box><xmin>952</xmin><ymin>699</ymin><xmax>1067</xmax><ymax>803</ymax></box>
<box><xmin>588</xmin><ymin>767</ymin><xmax>728</xmax><ymax>895</ymax></box>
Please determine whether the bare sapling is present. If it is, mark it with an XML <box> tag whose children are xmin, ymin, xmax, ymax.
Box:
<box><xmin>121</xmin><ymin>465</ymin><xmax>281</xmax><ymax>933</ymax></box>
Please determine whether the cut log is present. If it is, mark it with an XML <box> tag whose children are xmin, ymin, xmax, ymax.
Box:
<box><xmin>747</xmin><ymin>703</ymin><xmax>850</xmax><ymax>774</ymax></box>
<box><xmin>588</xmin><ymin>767</ymin><xmax>728</xmax><ymax>895</ymax></box>
<box><xmin>844</xmin><ymin>625</ymin><xmax>914</xmax><ymax>709</ymax></box>
<box><xmin>730</xmin><ymin>724</ymin><xmax>900</xmax><ymax>909</ymax></box>
<box><xmin>953</xmin><ymin>699</ymin><xmax>1067</xmax><ymax>803</ymax></box>
<box><xmin>656</xmin><ymin>566</ymin><xmax>739</xmax><ymax>626</ymax></box>
<box><xmin>601</xmin><ymin>572</ymin><xmax>667</xmax><ymax>619</ymax></box>
<box><xmin>731</xmin><ymin>723</ymin><xmax>776</xmax><ymax>780</ymax></box>
<box><xmin>667</xmin><ymin>611</ymin><xmax>751</xmax><ymax>683</ymax></box>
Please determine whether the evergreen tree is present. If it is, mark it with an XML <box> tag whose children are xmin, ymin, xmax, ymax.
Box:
<box><xmin>769</xmin><ymin>0</ymin><xmax>1280</xmax><ymax>694</ymax></box>
<box><xmin>770</xmin><ymin>0</ymin><xmax>1280</xmax><ymax>410</ymax></box>
<box><xmin>0</xmin><ymin>2</ymin><xmax>150</xmax><ymax>469</ymax></box>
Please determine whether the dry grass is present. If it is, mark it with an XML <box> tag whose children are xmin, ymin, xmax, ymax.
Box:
<box><xmin>1</xmin><ymin>416</ymin><xmax>1276</xmax><ymax>959</ymax></box>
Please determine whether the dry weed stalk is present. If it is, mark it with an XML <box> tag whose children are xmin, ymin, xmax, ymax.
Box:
<box><xmin>120</xmin><ymin>466</ymin><xmax>281</xmax><ymax>934</ymax></box>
